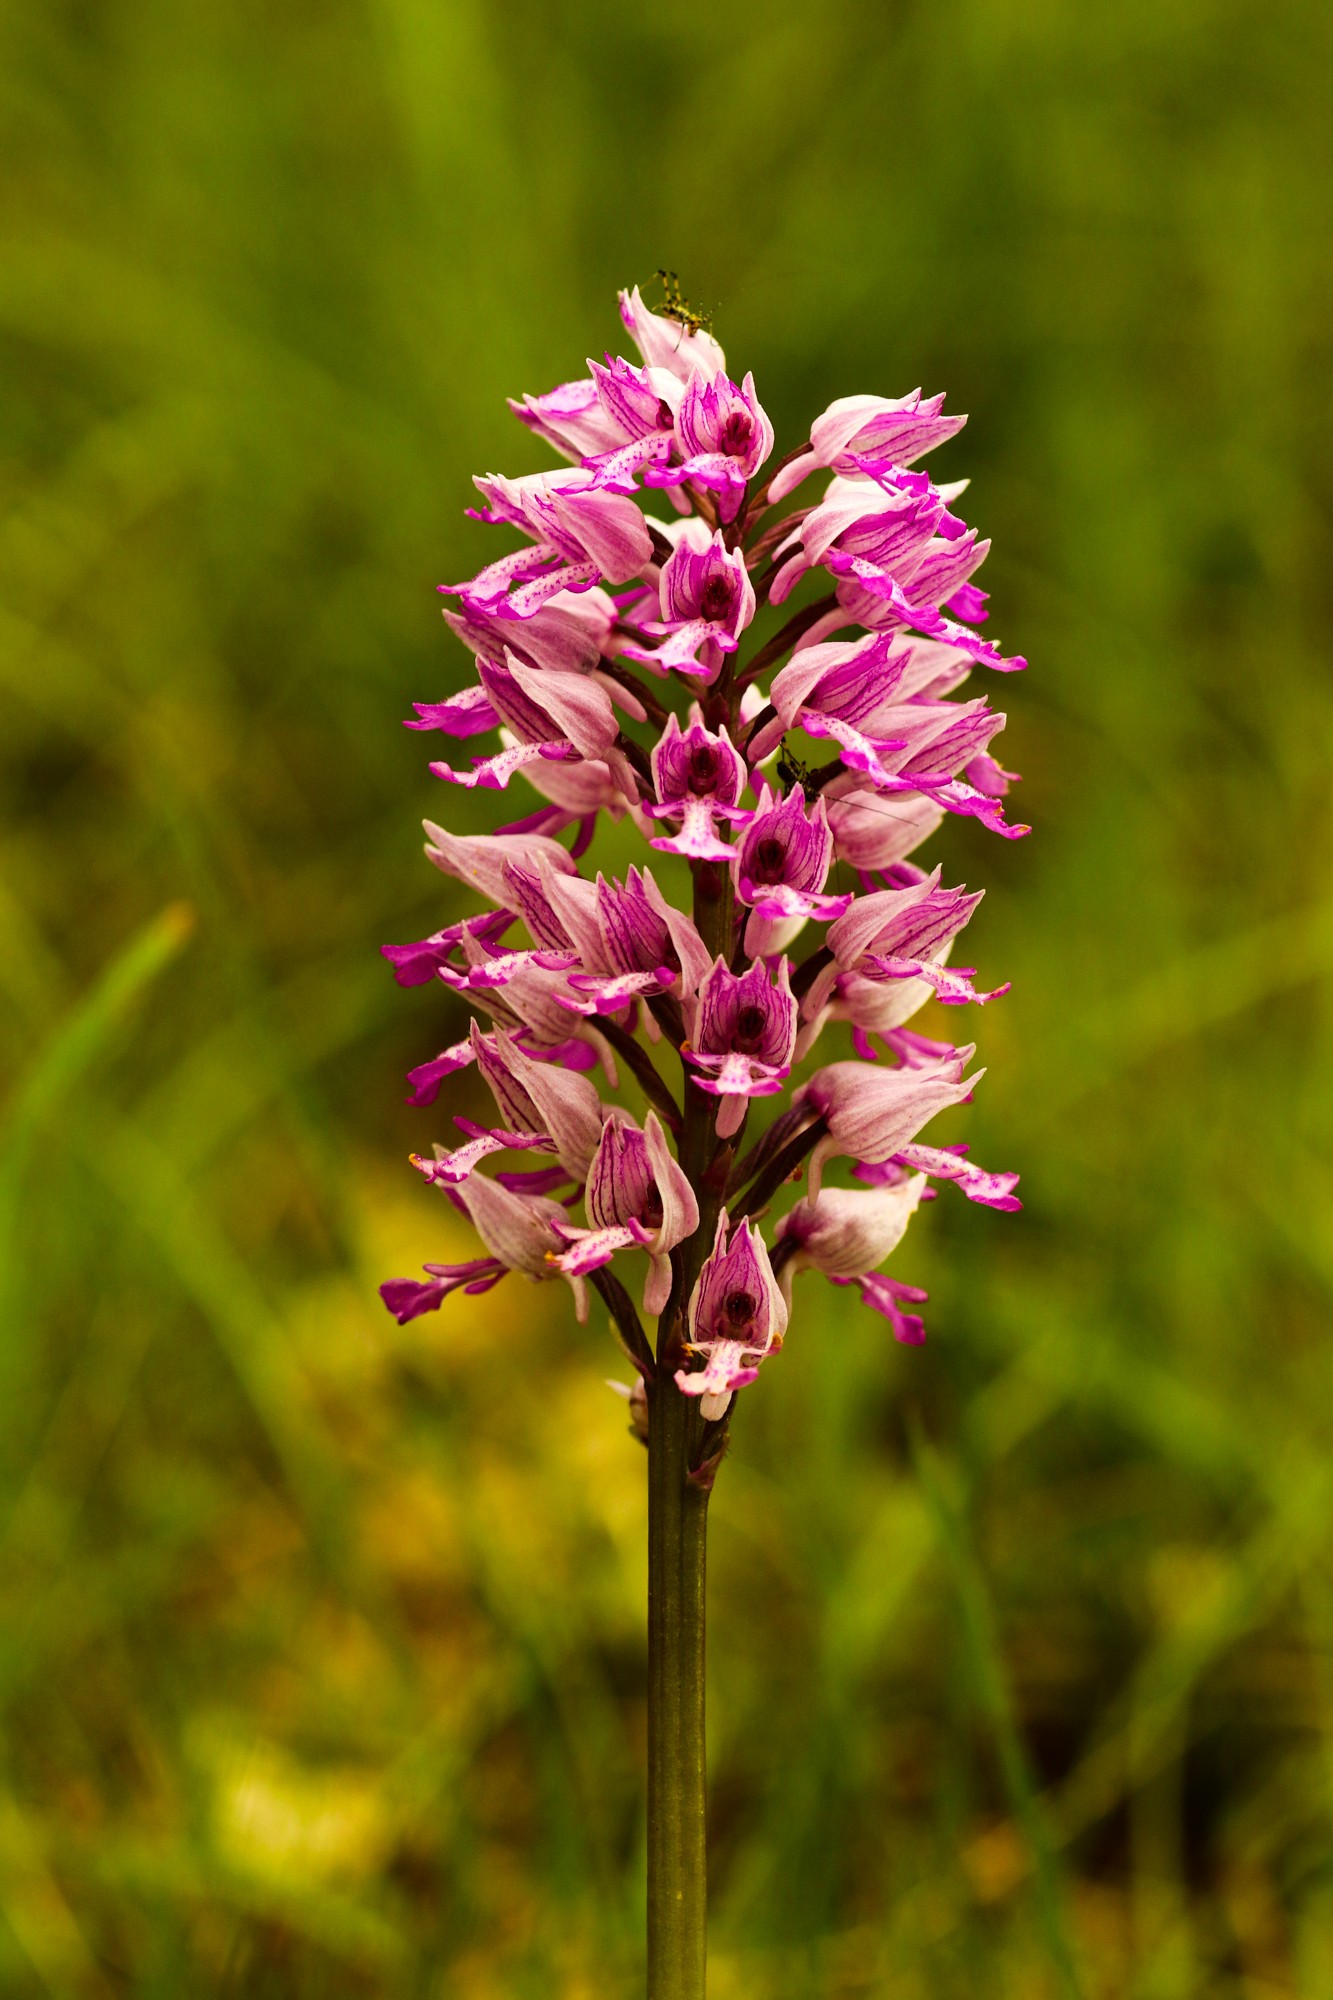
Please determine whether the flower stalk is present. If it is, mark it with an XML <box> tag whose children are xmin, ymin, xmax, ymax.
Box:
<box><xmin>380</xmin><ymin>281</ymin><xmax>1027</xmax><ymax>1991</ymax></box>
<box><xmin>647</xmin><ymin>1366</ymin><xmax>709</xmax><ymax>1999</ymax></box>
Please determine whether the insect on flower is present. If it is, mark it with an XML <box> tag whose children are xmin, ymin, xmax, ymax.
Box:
<box><xmin>654</xmin><ymin>267</ymin><xmax>714</xmax><ymax>339</ymax></box>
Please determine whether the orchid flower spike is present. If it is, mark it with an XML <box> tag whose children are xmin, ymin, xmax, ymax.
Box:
<box><xmin>383</xmin><ymin>281</ymin><xmax>1025</xmax><ymax>1456</ymax></box>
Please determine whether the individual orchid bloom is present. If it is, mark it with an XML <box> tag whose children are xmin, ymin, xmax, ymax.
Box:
<box><xmin>684</xmin><ymin>958</ymin><xmax>798</xmax><ymax>1137</ymax></box>
<box><xmin>510</xmin><ymin>356</ymin><xmax>681</xmax><ymax>501</ymax></box>
<box><xmin>428</xmin><ymin>656</ymin><xmax>644</xmax><ymax>804</ymax></box>
<box><xmin>797</xmin><ymin>870</ymin><xmax>1007</xmax><ymax>1060</ymax></box>
<box><xmin>402</xmin><ymin>1008</ymin><xmax>606</xmax><ymax>1111</ymax></box>
<box><xmin>676</xmin><ymin>1214</ymin><xmax>788</xmax><ymax>1419</ymax></box>
<box><xmin>494</xmin><ymin>741</ymin><xmax>632</xmax><ymax>854</ymax></box>
<box><xmin>496</xmin><ymin>1028</ymin><xmax>606</xmax><ymax>1170</ymax></box>
<box><xmin>798</xmin><ymin>1049</ymin><xmax>1019</xmax><ymax>1209</ymax></box>
<box><xmin>751</xmin><ymin>632</ymin><xmax>985</xmax><ymax>802</ymax></box>
<box><xmin>406</xmin><ymin>1019</ymin><xmax>560</xmax><ymax>1163</ymax></box>
<box><xmin>816</xmin><ymin>704</ymin><xmax>1030</xmax><ymax>842</ymax></box>
<box><xmin>453</xmin><ymin>1021</ymin><xmax>606</xmax><ymax>1178</ymax></box>
<box><xmin>381</xmin><ymin>1170</ymin><xmax>590</xmax><ymax>1323</ymax></box>
<box><xmin>747</xmin><ymin>631</ymin><xmax>915</xmax><ymax>762</ymax></box>
<box><xmin>732</xmin><ymin>784</ymin><xmax>850</xmax><ymax>952</ymax></box>
<box><xmin>775</xmin><ymin>1175</ymin><xmax>927</xmax><ymax>1283</ymax></box>
<box><xmin>469</xmin><ymin>469</ymin><xmax>655</xmax><ymax>577</ymax></box>
<box><xmin>508</xmin><ymin>373</ymin><xmax>630</xmax><ymax>462</ymax></box>
<box><xmin>833</xmin><ymin>561</ymin><xmax>1027</xmax><ymax>675</ymax></box>
<box><xmin>768</xmin><ymin>474</ymin><xmax>954</xmax><ymax>607</ymax></box>
<box><xmin>404</xmin><ymin>936</ymin><xmax>613</xmax><ymax>1105</ymax></box>
<box><xmin>621</xmin><ymin>525</ymin><xmax>755</xmax><ymax>679</ymax></box>
<box><xmin>509</xmin><ymin>353</ymin><xmax>677</xmax><ymax>471</ymax></box>
<box><xmin>440</xmin><ymin>587</ymin><xmax>618</xmax><ymax>678</ymax></box>
<box><xmin>644</xmin><ymin>369</ymin><xmax>775</xmax><ymax>522</ymax></box>
<box><xmin>552</xmin><ymin>1112</ymin><xmax>700</xmax><ymax>1313</ymax></box>
<box><xmin>803</xmin><ymin>915</ymin><xmax>1005</xmax><ymax>1060</ymax></box>
<box><xmin>427</xmin><ymin>652</ymin><xmax>640</xmax><ymax>797</ymax></box>
<box><xmin>772</xmin><ymin>1176</ymin><xmax>930</xmax><ymax>1342</ymax></box>
<box><xmin>824</xmin><ymin>783</ymin><xmax>947</xmax><ymax>877</ymax></box>
<box><xmin>541</xmin><ymin>863</ymin><xmax>712</xmax><ymax>1015</ymax></box>
<box><xmin>767</xmin><ymin>389</ymin><xmax>967</xmax><ymax>502</ymax></box>
<box><xmin>421</xmin><ymin>821</ymin><xmax>578</xmax><ymax>906</ymax></box>
<box><xmin>618</xmin><ymin>283</ymin><xmax>726</xmax><ymax>382</ymax></box>
<box><xmin>646</xmin><ymin>706</ymin><xmax>749</xmax><ymax>860</ymax></box>
<box><xmin>575</xmin><ymin>356</ymin><xmax>686</xmax><ymax>493</ymax></box>
<box><xmin>764</xmin><ymin>466</ymin><xmax>1025</xmax><ymax>673</ymax></box>
<box><xmin>823</xmin><ymin>520</ymin><xmax>992</xmax><ymax>629</ymax></box>
<box><xmin>459</xmin><ymin>1172</ymin><xmax>591</xmax><ymax>1320</ymax></box>
<box><xmin>448</xmin><ymin>468</ymin><xmax>654</xmax><ymax>618</ymax></box>
<box><xmin>873</xmin><ymin>696</ymin><xmax>1009</xmax><ymax>785</ymax></box>
<box><xmin>795</xmin><ymin>1046</ymin><xmax>984</xmax><ymax>1202</ymax></box>
<box><xmin>824</xmin><ymin>869</ymin><xmax>985</xmax><ymax>993</ymax></box>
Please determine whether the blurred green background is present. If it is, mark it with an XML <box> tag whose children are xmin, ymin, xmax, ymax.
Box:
<box><xmin>2</xmin><ymin>1</ymin><xmax>1332</xmax><ymax>1993</ymax></box>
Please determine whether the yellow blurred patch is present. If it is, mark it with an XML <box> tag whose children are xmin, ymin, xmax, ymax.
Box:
<box><xmin>197</xmin><ymin>1724</ymin><xmax>393</xmax><ymax>1888</ymax></box>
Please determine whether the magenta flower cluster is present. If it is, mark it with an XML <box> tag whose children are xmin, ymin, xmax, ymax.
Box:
<box><xmin>382</xmin><ymin>285</ymin><xmax>1023</xmax><ymax>1438</ymax></box>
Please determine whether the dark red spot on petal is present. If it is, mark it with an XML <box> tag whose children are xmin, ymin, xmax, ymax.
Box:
<box><xmin>700</xmin><ymin>575</ymin><xmax>734</xmax><ymax>621</ymax></box>
<box><xmin>733</xmin><ymin>1005</ymin><xmax>768</xmax><ymax>1054</ymax></box>
<box><xmin>687</xmin><ymin>745</ymin><xmax>720</xmax><ymax>793</ymax></box>
<box><xmin>751</xmin><ymin>835</ymin><xmax>787</xmax><ymax>883</ymax></box>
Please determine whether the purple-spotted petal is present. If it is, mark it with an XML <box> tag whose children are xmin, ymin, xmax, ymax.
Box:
<box><xmin>549</xmin><ymin>1221</ymin><xmax>639</xmax><ymax>1277</ymax></box>
<box><xmin>411</xmin><ymin>1128</ymin><xmax>552</xmax><ymax>1186</ymax></box>
<box><xmin>430</xmin><ymin>740</ymin><xmax>579</xmax><ymax>790</ymax></box>
<box><xmin>892</xmin><ymin>1141</ymin><xmax>1021</xmax><ymax>1210</ymax></box>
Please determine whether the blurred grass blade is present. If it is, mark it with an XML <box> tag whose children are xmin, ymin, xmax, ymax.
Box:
<box><xmin>0</xmin><ymin>1797</ymin><xmax>110</xmax><ymax>1997</ymax></box>
<box><xmin>0</xmin><ymin>903</ymin><xmax>194</xmax><ymax>1320</ymax></box>
<box><xmin>0</xmin><ymin>901</ymin><xmax>193</xmax><ymax>1147</ymax></box>
<box><xmin>911</xmin><ymin>1422</ymin><xmax>1084</xmax><ymax>2000</ymax></box>
<box><xmin>77</xmin><ymin>1114</ymin><xmax>348</xmax><ymax>1545</ymax></box>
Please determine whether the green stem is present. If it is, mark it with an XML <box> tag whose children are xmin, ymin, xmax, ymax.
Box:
<box><xmin>644</xmin><ymin>638</ymin><xmax>745</xmax><ymax>1998</ymax></box>
<box><xmin>647</xmin><ymin>1374</ymin><xmax>709</xmax><ymax>1999</ymax></box>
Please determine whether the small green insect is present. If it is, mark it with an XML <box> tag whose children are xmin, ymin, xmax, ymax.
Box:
<box><xmin>654</xmin><ymin>268</ymin><xmax>714</xmax><ymax>339</ymax></box>
<box><xmin>775</xmin><ymin>741</ymin><xmax>818</xmax><ymax>797</ymax></box>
